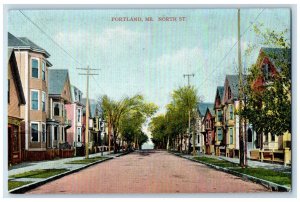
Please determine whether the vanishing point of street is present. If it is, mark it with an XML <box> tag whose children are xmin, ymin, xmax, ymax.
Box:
<box><xmin>27</xmin><ymin>150</ymin><xmax>269</xmax><ymax>194</ymax></box>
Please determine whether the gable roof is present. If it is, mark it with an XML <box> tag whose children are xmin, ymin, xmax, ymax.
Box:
<box><xmin>48</xmin><ymin>69</ymin><xmax>70</xmax><ymax>95</ymax></box>
<box><xmin>260</xmin><ymin>47</ymin><xmax>291</xmax><ymax>70</ymax></box>
<box><xmin>82</xmin><ymin>98</ymin><xmax>102</xmax><ymax>118</ymax></box>
<box><xmin>70</xmin><ymin>85</ymin><xmax>84</xmax><ymax>105</ymax></box>
<box><xmin>8</xmin><ymin>48</ymin><xmax>26</xmax><ymax>105</ymax></box>
<box><xmin>8</xmin><ymin>32</ymin><xmax>52</xmax><ymax>65</ymax></box>
<box><xmin>225</xmin><ymin>74</ymin><xmax>247</xmax><ymax>100</ymax></box>
<box><xmin>214</xmin><ymin>86</ymin><xmax>224</xmax><ymax>105</ymax></box>
<box><xmin>197</xmin><ymin>102</ymin><xmax>214</xmax><ymax>117</ymax></box>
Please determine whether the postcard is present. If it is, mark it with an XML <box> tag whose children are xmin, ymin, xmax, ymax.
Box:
<box><xmin>4</xmin><ymin>5</ymin><xmax>293</xmax><ymax>196</ymax></box>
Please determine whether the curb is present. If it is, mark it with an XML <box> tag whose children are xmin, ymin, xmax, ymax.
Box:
<box><xmin>169</xmin><ymin>151</ymin><xmax>291</xmax><ymax>192</ymax></box>
<box><xmin>9</xmin><ymin>156</ymin><xmax>114</xmax><ymax>194</ymax></box>
<box><xmin>114</xmin><ymin>150</ymin><xmax>133</xmax><ymax>157</ymax></box>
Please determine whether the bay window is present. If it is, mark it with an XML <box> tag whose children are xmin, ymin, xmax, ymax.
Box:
<box><xmin>32</xmin><ymin>58</ymin><xmax>39</xmax><ymax>78</ymax></box>
<box><xmin>31</xmin><ymin>90</ymin><xmax>39</xmax><ymax>110</ymax></box>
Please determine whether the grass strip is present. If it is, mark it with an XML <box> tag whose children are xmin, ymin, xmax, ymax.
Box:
<box><xmin>65</xmin><ymin>156</ymin><xmax>107</xmax><ymax>164</ymax></box>
<box><xmin>8</xmin><ymin>181</ymin><xmax>33</xmax><ymax>190</ymax></box>
<box><xmin>9</xmin><ymin>169</ymin><xmax>68</xmax><ymax>179</ymax></box>
<box><xmin>232</xmin><ymin>167</ymin><xmax>291</xmax><ymax>187</ymax></box>
<box><xmin>193</xmin><ymin>156</ymin><xmax>291</xmax><ymax>187</ymax></box>
<box><xmin>194</xmin><ymin>156</ymin><xmax>239</xmax><ymax>168</ymax></box>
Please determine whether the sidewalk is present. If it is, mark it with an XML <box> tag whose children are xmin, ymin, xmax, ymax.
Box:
<box><xmin>8</xmin><ymin>151</ymin><xmax>121</xmax><ymax>179</ymax></box>
<box><xmin>178</xmin><ymin>152</ymin><xmax>291</xmax><ymax>173</ymax></box>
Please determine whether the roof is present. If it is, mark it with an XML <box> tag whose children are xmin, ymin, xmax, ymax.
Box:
<box><xmin>197</xmin><ymin>102</ymin><xmax>214</xmax><ymax>117</ymax></box>
<box><xmin>260</xmin><ymin>47</ymin><xmax>291</xmax><ymax>70</ymax></box>
<box><xmin>216</xmin><ymin>86</ymin><xmax>224</xmax><ymax>101</ymax></box>
<box><xmin>226</xmin><ymin>74</ymin><xmax>247</xmax><ymax>100</ymax></box>
<box><xmin>48</xmin><ymin>69</ymin><xmax>69</xmax><ymax>95</ymax></box>
<box><xmin>8</xmin><ymin>32</ymin><xmax>52</xmax><ymax>62</ymax></box>
<box><xmin>8</xmin><ymin>48</ymin><xmax>26</xmax><ymax>105</ymax></box>
<box><xmin>82</xmin><ymin>98</ymin><xmax>102</xmax><ymax>118</ymax></box>
<box><xmin>70</xmin><ymin>85</ymin><xmax>84</xmax><ymax>105</ymax></box>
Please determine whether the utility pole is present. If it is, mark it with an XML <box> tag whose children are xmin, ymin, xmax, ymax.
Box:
<box><xmin>183</xmin><ymin>73</ymin><xmax>195</xmax><ymax>155</ymax></box>
<box><xmin>78</xmin><ymin>66</ymin><xmax>99</xmax><ymax>159</ymax></box>
<box><xmin>183</xmin><ymin>74</ymin><xmax>194</xmax><ymax>86</ymax></box>
<box><xmin>238</xmin><ymin>9</ymin><xmax>245</xmax><ymax>168</ymax></box>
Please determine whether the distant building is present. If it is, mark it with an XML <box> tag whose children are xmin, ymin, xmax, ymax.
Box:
<box><xmin>47</xmin><ymin>69</ymin><xmax>72</xmax><ymax>150</ymax></box>
<box><xmin>195</xmin><ymin>102</ymin><xmax>214</xmax><ymax>154</ymax></box>
<box><xmin>203</xmin><ymin>105</ymin><xmax>215</xmax><ymax>155</ymax></box>
<box><xmin>65</xmin><ymin>85</ymin><xmax>84</xmax><ymax>150</ymax></box>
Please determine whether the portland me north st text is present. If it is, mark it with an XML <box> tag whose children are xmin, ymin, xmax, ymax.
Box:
<box><xmin>111</xmin><ymin>16</ymin><xmax>187</xmax><ymax>22</ymax></box>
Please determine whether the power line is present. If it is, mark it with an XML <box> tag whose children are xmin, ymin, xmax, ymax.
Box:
<box><xmin>197</xmin><ymin>9</ymin><xmax>265</xmax><ymax>88</ymax></box>
<box><xmin>19</xmin><ymin>10</ymin><xmax>83</xmax><ymax>67</ymax></box>
<box><xmin>19</xmin><ymin>10</ymin><xmax>104</xmax><ymax>96</ymax></box>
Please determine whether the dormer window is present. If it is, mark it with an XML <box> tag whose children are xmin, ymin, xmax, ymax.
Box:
<box><xmin>228</xmin><ymin>87</ymin><xmax>232</xmax><ymax>99</ymax></box>
<box><xmin>74</xmin><ymin>90</ymin><xmax>78</xmax><ymax>101</ymax></box>
<box><xmin>263</xmin><ymin>63</ymin><xmax>271</xmax><ymax>81</ymax></box>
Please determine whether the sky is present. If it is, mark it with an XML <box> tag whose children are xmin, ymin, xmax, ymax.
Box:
<box><xmin>7</xmin><ymin>8</ymin><xmax>290</xmax><ymax>148</ymax></box>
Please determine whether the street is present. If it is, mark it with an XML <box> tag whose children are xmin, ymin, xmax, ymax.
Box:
<box><xmin>26</xmin><ymin>150</ymin><xmax>269</xmax><ymax>194</ymax></box>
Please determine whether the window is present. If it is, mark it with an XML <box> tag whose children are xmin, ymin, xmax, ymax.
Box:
<box><xmin>247</xmin><ymin>128</ymin><xmax>252</xmax><ymax>142</ymax></box>
<box><xmin>62</xmin><ymin>104</ymin><xmax>65</xmax><ymax>117</ymax></box>
<box><xmin>271</xmin><ymin>133</ymin><xmax>275</xmax><ymax>142</ymax></box>
<box><xmin>229</xmin><ymin>128</ymin><xmax>233</xmax><ymax>144</ymax></box>
<box><xmin>197</xmin><ymin>134</ymin><xmax>200</xmax><ymax>143</ymax></box>
<box><xmin>229</xmin><ymin>105</ymin><xmax>234</xmax><ymax>120</ymax></box>
<box><xmin>13</xmin><ymin>126</ymin><xmax>19</xmax><ymax>151</ymax></box>
<box><xmin>31</xmin><ymin>90</ymin><xmax>39</xmax><ymax>110</ymax></box>
<box><xmin>217</xmin><ymin>128</ymin><xmax>223</xmax><ymax>141</ymax></box>
<box><xmin>217</xmin><ymin>110</ymin><xmax>222</xmax><ymax>122</ymax></box>
<box><xmin>31</xmin><ymin>58</ymin><xmax>39</xmax><ymax>78</ymax></box>
<box><xmin>42</xmin><ymin>61</ymin><xmax>46</xmax><ymax>81</ymax></box>
<box><xmin>228</xmin><ymin>87</ymin><xmax>232</xmax><ymax>99</ymax></box>
<box><xmin>54</xmin><ymin>126</ymin><xmax>58</xmax><ymax>140</ymax></box>
<box><xmin>77</xmin><ymin>127</ymin><xmax>81</xmax><ymax>142</ymax></box>
<box><xmin>77</xmin><ymin>108</ymin><xmax>81</xmax><ymax>123</ymax></box>
<box><xmin>42</xmin><ymin>91</ymin><xmax>46</xmax><ymax>112</ymax></box>
<box><xmin>8</xmin><ymin>79</ymin><xmax>10</xmax><ymax>104</ymax></box>
<box><xmin>78</xmin><ymin>93</ymin><xmax>81</xmax><ymax>102</ymax></box>
<box><xmin>263</xmin><ymin>64</ymin><xmax>270</xmax><ymax>81</ymax></box>
<box><xmin>42</xmin><ymin>124</ymin><xmax>46</xmax><ymax>142</ymax></box>
<box><xmin>74</xmin><ymin>90</ymin><xmax>78</xmax><ymax>101</ymax></box>
<box><xmin>54</xmin><ymin>103</ymin><xmax>60</xmax><ymax>116</ymax></box>
<box><xmin>61</xmin><ymin>127</ymin><xmax>65</xmax><ymax>142</ymax></box>
<box><xmin>31</xmin><ymin>123</ymin><xmax>39</xmax><ymax>142</ymax></box>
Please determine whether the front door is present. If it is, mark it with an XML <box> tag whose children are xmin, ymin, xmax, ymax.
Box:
<box><xmin>8</xmin><ymin>126</ymin><xmax>12</xmax><ymax>164</ymax></box>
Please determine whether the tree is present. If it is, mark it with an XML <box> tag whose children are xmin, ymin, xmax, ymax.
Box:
<box><xmin>149</xmin><ymin>85</ymin><xmax>199</xmax><ymax>152</ymax></box>
<box><xmin>100</xmin><ymin>94</ymin><xmax>158</xmax><ymax>153</ymax></box>
<box><xmin>242</xmin><ymin>24</ymin><xmax>291</xmax><ymax>138</ymax></box>
<box><xmin>171</xmin><ymin>85</ymin><xmax>199</xmax><ymax>154</ymax></box>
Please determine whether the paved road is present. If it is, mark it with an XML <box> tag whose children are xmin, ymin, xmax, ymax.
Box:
<box><xmin>27</xmin><ymin>150</ymin><xmax>269</xmax><ymax>194</ymax></box>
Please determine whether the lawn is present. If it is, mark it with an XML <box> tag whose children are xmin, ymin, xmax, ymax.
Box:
<box><xmin>233</xmin><ymin>167</ymin><xmax>291</xmax><ymax>187</ymax></box>
<box><xmin>8</xmin><ymin>181</ymin><xmax>33</xmax><ymax>190</ymax></box>
<box><xmin>193</xmin><ymin>156</ymin><xmax>239</xmax><ymax>168</ymax></box>
<box><xmin>193</xmin><ymin>156</ymin><xmax>291</xmax><ymax>187</ymax></box>
<box><xmin>65</xmin><ymin>156</ymin><xmax>107</xmax><ymax>164</ymax></box>
<box><xmin>9</xmin><ymin>169</ymin><xmax>68</xmax><ymax>179</ymax></box>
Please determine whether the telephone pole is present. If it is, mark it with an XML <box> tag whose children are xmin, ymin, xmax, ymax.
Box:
<box><xmin>78</xmin><ymin>66</ymin><xmax>99</xmax><ymax>159</ymax></box>
<box><xmin>238</xmin><ymin>9</ymin><xmax>246</xmax><ymax>167</ymax></box>
<box><xmin>183</xmin><ymin>73</ymin><xmax>195</xmax><ymax>155</ymax></box>
<box><xmin>183</xmin><ymin>73</ymin><xmax>194</xmax><ymax>86</ymax></box>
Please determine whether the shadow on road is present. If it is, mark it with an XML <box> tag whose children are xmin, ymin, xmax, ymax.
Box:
<box><xmin>137</xmin><ymin>149</ymin><xmax>157</xmax><ymax>156</ymax></box>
